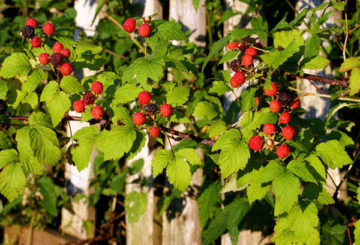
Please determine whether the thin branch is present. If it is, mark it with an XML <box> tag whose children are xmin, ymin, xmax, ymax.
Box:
<box><xmin>287</xmin><ymin>73</ymin><xmax>348</xmax><ymax>87</ymax></box>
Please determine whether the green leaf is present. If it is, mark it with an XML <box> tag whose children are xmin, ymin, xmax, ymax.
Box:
<box><xmin>331</xmin><ymin>0</ymin><xmax>345</xmax><ymax>10</ymax></box>
<box><xmin>40</xmin><ymin>81</ymin><xmax>58</xmax><ymax>102</ymax></box>
<box><xmin>197</xmin><ymin>181</ymin><xmax>221</xmax><ymax>228</ymax></box>
<box><xmin>37</xmin><ymin>177</ymin><xmax>58</xmax><ymax>216</ymax></box>
<box><xmin>166</xmin><ymin>86</ymin><xmax>190</xmax><ymax>107</ymax></box>
<box><xmin>0</xmin><ymin>132</ymin><xmax>12</xmax><ymax>150</ymax></box>
<box><xmin>71</xmin><ymin>126</ymin><xmax>98</xmax><ymax>171</ymax></box>
<box><xmin>154</xmin><ymin>21</ymin><xmax>187</xmax><ymax>41</ymax></box>
<box><xmin>354</xmin><ymin>220</ymin><xmax>360</xmax><ymax>244</ymax></box>
<box><xmin>0</xmin><ymin>162</ymin><xmax>26</xmax><ymax>202</ymax></box>
<box><xmin>28</xmin><ymin>112</ymin><xmax>53</xmax><ymax>128</ymax></box>
<box><xmin>0</xmin><ymin>149</ymin><xmax>18</xmax><ymax>169</ymax></box>
<box><xmin>304</xmin><ymin>35</ymin><xmax>321</xmax><ymax>59</ymax></box>
<box><xmin>152</xmin><ymin>149</ymin><xmax>173</xmax><ymax>178</ymax></box>
<box><xmin>60</xmin><ymin>75</ymin><xmax>85</xmax><ymax>94</ymax></box>
<box><xmin>0</xmin><ymin>53</ymin><xmax>31</xmax><ymax>78</ymax></box>
<box><xmin>111</xmin><ymin>104</ymin><xmax>133</xmax><ymax>125</ymax></box>
<box><xmin>219</xmin><ymin>50</ymin><xmax>238</xmax><ymax>65</ymax></box>
<box><xmin>321</xmin><ymin>221</ymin><xmax>346</xmax><ymax>245</ymax></box>
<box><xmin>246</xmin><ymin>167</ymin><xmax>271</xmax><ymax>204</ymax></box>
<box><xmin>316</xmin><ymin>140</ymin><xmax>352</xmax><ymax>169</ymax></box>
<box><xmin>166</xmin><ymin>157</ymin><xmax>192</xmax><ymax>191</ymax></box>
<box><xmin>287</xmin><ymin>160</ymin><xmax>317</xmax><ymax>183</ymax></box>
<box><xmin>339</xmin><ymin>57</ymin><xmax>360</xmax><ymax>72</ymax></box>
<box><xmin>209</xmin><ymin>119</ymin><xmax>226</xmax><ymax>138</ymax></box>
<box><xmin>125</xmin><ymin>191</ymin><xmax>147</xmax><ymax>223</ymax></box>
<box><xmin>240</xmin><ymin>86</ymin><xmax>257</xmax><ymax>112</ymax></box>
<box><xmin>193</xmin><ymin>101</ymin><xmax>219</xmax><ymax>120</ymax></box>
<box><xmin>202</xmin><ymin>35</ymin><xmax>231</xmax><ymax>71</ymax></box>
<box><xmin>260</xmin><ymin>41</ymin><xmax>300</xmax><ymax>69</ymax></box>
<box><xmin>95</xmin><ymin>126</ymin><xmax>136</xmax><ymax>161</ymax></box>
<box><xmin>273</xmin><ymin>29</ymin><xmax>304</xmax><ymax>49</ymax></box>
<box><xmin>114</xmin><ymin>84</ymin><xmax>142</xmax><ymax>104</ymax></box>
<box><xmin>0</xmin><ymin>81</ymin><xmax>9</xmax><ymax>100</ymax></box>
<box><xmin>302</xmin><ymin>56</ymin><xmax>330</xmax><ymax>70</ymax></box>
<box><xmin>208</xmin><ymin>81</ymin><xmax>231</xmax><ymax>96</ymax></box>
<box><xmin>23</xmin><ymin>69</ymin><xmax>47</xmax><ymax>93</ymax></box>
<box><xmin>192</xmin><ymin>0</ymin><xmax>199</xmax><ymax>10</ymax></box>
<box><xmin>305</xmin><ymin>154</ymin><xmax>326</xmax><ymax>182</ymax></box>
<box><xmin>349</xmin><ymin>68</ymin><xmax>360</xmax><ymax>96</ymax></box>
<box><xmin>176</xmin><ymin>148</ymin><xmax>202</xmax><ymax>165</ymax></box>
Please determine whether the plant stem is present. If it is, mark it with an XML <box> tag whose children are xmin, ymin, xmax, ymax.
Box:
<box><xmin>25</xmin><ymin>211</ymin><xmax>36</xmax><ymax>245</ymax></box>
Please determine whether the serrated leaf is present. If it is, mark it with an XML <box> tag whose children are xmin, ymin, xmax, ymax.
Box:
<box><xmin>152</xmin><ymin>149</ymin><xmax>173</xmax><ymax>178</ymax></box>
<box><xmin>0</xmin><ymin>149</ymin><xmax>18</xmax><ymax>169</ymax></box>
<box><xmin>302</xmin><ymin>56</ymin><xmax>330</xmax><ymax>70</ymax></box>
<box><xmin>0</xmin><ymin>132</ymin><xmax>11</xmax><ymax>150</ymax></box>
<box><xmin>202</xmin><ymin>35</ymin><xmax>231</xmax><ymax>71</ymax></box>
<box><xmin>305</xmin><ymin>154</ymin><xmax>326</xmax><ymax>182</ymax></box>
<box><xmin>209</xmin><ymin>119</ymin><xmax>226</xmax><ymax>138</ymax></box>
<box><xmin>240</xmin><ymin>86</ymin><xmax>257</xmax><ymax>112</ymax></box>
<box><xmin>287</xmin><ymin>160</ymin><xmax>317</xmax><ymax>183</ymax></box>
<box><xmin>208</xmin><ymin>81</ymin><xmax>231</xmax><ymax>96</ymax></box>
<box><xmin>317</xmin><ymin>186</ymin><xmax>334</xmax><ymax>205</ymax></box>
<box><xmin>339</xmin><ymin>57</ymin><xmax>360</xmax><ymax>72</ymax></box>
<box><xmin>354</xmin><ymin>220</ymin><xmax>360</xmax><ymax>244</ymax></box>
<box><xmin>198</xmin><ymin>181</ymin><xmax>221</xmax><ymax>228</ymax></box>
<box><xmin>176</xmin><ymin>148</ymin><xmax>202</xmax><ymax>165</ymax></box>
<box><xmin>219</xmin><ymin>50</ymin><xmax>238</xmax><ymax>65</ymax></box>
<box><xmin>111</xmin><ymin>104</ymin><xmax>132</xmax><ymax>125</ymax></box>
<box><xmin>125</xmin><ymin>191</ymin><xmax>147</xmax><ymax>223</ymax></box>
<box><xmin>45</xmin><ymin>91</ymin><xmax>71</xmax><ymax>127</ymax></box>
<box><xmin>273</xmin><ymin>29</ymin><xmax>304</xmax><ymax>50</ymax></box>
<box><xmin>40</xmin><ymin>81</ymin><xmax>58</xmax><ymax>102</ymax></box>
<box><xmin>28</xmin><ymin>112</ymin><xmax>53</xmax><ymax>128</ymax></box>
<box><xmin>0</xmin><ymin>53</ymin><xmax>31</xmax><ymax>78</ymax></box>
<box><xmin>349</xmin><ymin>68</ymin><xmax>360</xmax><ymax>96</ymax></box>
<box><xmin>316</xmin><ymin>140</ymin><xmax>352</xmax><ymax>169</ymax></box>
<box><xmin>193</xmin><ymin>101</ymin><xmax>219</xmax><ymax>120</ymax></box>
<box><xmin>0</xmin><ymin>81</ymin><xmax>8</xmax><ymax>100</ymax></box>
<box><xmin>0</xmin><ymin>162</ymin><xmax>26</xmax><ymax>202</ymax></box>
<box><xmin>114</xmin><ymin>84</ymin><xmax>142</xmax><ymax>104</ymax></box>
<box><xmin>154</xmin><ymin>21</ymin><xmax>187</xmax><ymax>41</ymax></box>
<box><xmin>247</xmin><ymin>167</ymin><xmax>271</xmax><ymax>204</ymax></box>
<box><xmin>260</xmin><ymin>41</ymin><xmax>300</xmax><ymax>69</ymax></box>
<box><xmin>60</xmin><ymin>75</ymin><xmax>85</xmax><ymax>94</ymax></box>
<box><xmin>166</xmin><ymin>157</ymin><xmax>192</xmax><ymax>191</ymax></box>
<box><xmin>23</xmin><ymin>69</ymin><xmax>47</xmax><ymax>93</ymax></box>
<box><xmin>37</xmin><ymin>177</ymin><xmax>57</xmax><ymax>216</ymax></box>
<box><xmin>166</xmin><ymin>86</ymin><xmax>190</xmax><ymax>106</ymax></box>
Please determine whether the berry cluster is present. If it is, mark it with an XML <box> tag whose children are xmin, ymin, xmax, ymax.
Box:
<box><xmin>132</xmin><ymin>91</ymin><xmax>173</xmax><ymax>138</ymax></box>
<box><xmin>248</xmin><ymin>83</ymin><xmax>301</xmax><ymax>159</ymax></box>
<box><xmin>123</xmin><ymin>18</ymin><xmax>151</xmax><ymax>37</ymax></box>
<box><xmin>72</xmin><ymin>81</ymin><xmax>104</xmax><ymax>119</ymax></box>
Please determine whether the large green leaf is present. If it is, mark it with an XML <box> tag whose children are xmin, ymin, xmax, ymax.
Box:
<box><xmin>302</xmin><ymin>56</ymin><xmax>330</xmax><ymax>70</ymax></box>
<box><xmin>0</xmin><ymin>149</ymin><xmax>18</xmax><ymax>169</ymax></box>
<box><xmin>166</xmin><ymin>86</ymin><xmax>190</xmax><ymax>107</ymax></box>
<box><xmin>260</xmin><ymin>41</ymin><xmax>300</xmax><ymax>69</ymax></box>
<box><xmin>316</xmin><ymin>140</ymin><xmax>352</xmax><ymax>169</ymax></box>
<box><xmin>339</xmin><ymin>57</ymin><xmax>360</xmax><ymax>72</ymax></box>
<box><xmin>114</xmin><ymin>84</ymin><xmax>142</xmax><ymax>104</ymax></box>
<box><xmin>0</xmin><ymin>53</ymin><xmax>31</xmax><ymax>78</ymax></box>
<box><xmin>166</xmin><ymin>157</ymin><xmax>192</xmax><ymax>191</ymax></box>
<box><xmin>193</xmin><ymin>101</ymin><xmax>219</xmax><ymax>120</ymax></box>
<box><xmin>0</xmin><ymin>162</ymin><xmax>26</xmax><ymax>202</ymax></box>
<box><xmin>23</xmin><ymin>69</ymin><xmax>47</xmax><ymax>93</ymax></box>
<box><xmin>197</xmin><ymin>181</ymin><xmax>222</xmax><ymax>228</ymax></box>
<box><xmin>152</xmin><ymin>149</ymin><xmax>173</xmax><ymax>178</ymax></box>
<box><xmin>349</xmin><ymin>68</ymin><xmax>360</xmax><ymax>96</ymax></box>
<box><xmin>60</xmin><ymin>75</ymin><xmax>85</xmax><ymax>94</ymax></box>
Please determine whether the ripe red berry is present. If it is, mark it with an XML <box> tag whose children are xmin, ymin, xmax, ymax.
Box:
<box><xmin>133</xmin><ymin>112</ymin><xmax>146</xmax><ymax>125</ymax></box>
<box><xmin>160</xmin><ymin>104</ymin><xmax>172</xmax><ymax>118</ymax></box>
<box><xmin>263</xmin><ymin>123</ymin><xmax>276</xmax><ymax>135</ymax></box>
<box><xmin>264</xmin><ymin>82</ymin><xmax>278</xmax><ymax>96</ymax></box>
<box><xmin>248</xmin><ymin>135</ymin><xmax>262</xmax><ymax>151</ymax></box>
<box><xmin>241</xmin><ymin>54</ymin><xmax>253</xmax><ymax>66</ymax></box>
<box><xmin>73</xmin><ymin>100</ymin><xmax>85</xmax><ymax>113</ymax></box>
<box><xmin>138</xmin><ymin>23</ymin><xmax>151</xmax><ymax>37</ymax></box>
<box><xmin>83</xmin><ymin>93</ymin><xmax>95</xmax><ymax>105</ymax></box>
<box><xmin>39</xmin><ymin>53</ymin><xmax>50</xmax><ymax>65</ymax></box>
<box><xmin>256</xmin><ymin>96</ymin><xmax>261</xmax><ymax>106</ymax></box>
<box><xmin>269</xmin><ymin>100</ymin><xmax>281</xmax><ymax>113</ymax></box>
<box><xmin>25</xmin><ymin>18</ymin><xmax>37</xmax><ymax>28</ymax></box>
<box><xmin>91</xmin><ymin>106</ymin><xmax>103</xmax><ymax>119</ymax></box>
<box><xmin>279</xmin><ymin>111</ymin><xmax>291</xmax><ymax>124</ymax></box>
<box><xmin>31</xmin><ymin>37</ymin><xmax>42</xmax><ymax>48</ymax></box>
<box><xmin>230</xmin><ymin>71</ymin><xmax>246</xmax><ymax>88</ymax></box>
<box><xmin>43</xmin><ymin>22</ymin><xmax>55</xmax><ymax>35</ymax></box>
<box><xmin>60</xmin><ymin>48</ymin><xmax>70</xmax><ymax>58</ymax></box>
<box><xmin>227</xmin><ymin>42</ymin><xmax>238</xmax><ymax>50</ymax></box>
<box><xmin>276</xmin><ymin>145</ymin><xmax>290</xmax><ymax>159</ymax></box>
<box><xmin>53</xmin><ymin>42</ymin><xmax>63</xmax><ymax>53</ymax></box>
<box><xmin>59</xmin><ymin>63</ymin><xmax>73</xmax><ymax>76</ymax></box>
<box><xmin>138</xmin><ymin>91</ymin><xmax>152</xmax><ymax>105</ymax></box>
<box><xmin>149</xmin><ymin>126</ymin><xmax>160</xmax><ymax>138</ymax></box>
<box><xmin>282</xmin><ymin>125</ymin><xmax>295</xmax><ymax>140</ymax></box>
<box><xmin>291</xmin><ymin>100</ymin><xmax>300</xmax><ymax>109</ymax></box>
<box><xmin>239</xmin><ymin>43</ymin><xmax>247</xmax><ymax>52</ymax></box>
<box><xmin>244</xmin><ymin>47</ymin><xmax>257</xmax><ymax>56</ymax></box>
<box><xmin>123</xmin><ymin>18</ymin><xmax>136</xmax><ymax>33</ymax></box>
<box><xmin>91</xmin><ymin>81</ymin><xmax>103</xmax><ymax>94</ymax></box>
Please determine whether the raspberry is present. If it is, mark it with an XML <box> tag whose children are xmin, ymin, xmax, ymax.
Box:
<box><xmin>279</xmin><ymin>111</ymin><xmax>291</xmax><ymax>124</ymax></box>
<box><xmin>291</xmin><ymin>99</ymin><xmax>300</xmax><ymax>109</ymax></box>
<box><xmin>133</xmin><ymin>112</ymin><xmax>146</xmax><ymax>125</ymax></box>
<box><xmin>83</xmin><ymin>93</ymin><xmax>95</xmax><ymax>105</ymax></box>
<box><xmin>43</xmin><ymin>22</ymin><xmax>55</xmax><ymax>35</ymax></box>
<box><xmin>60</xmin><ymin>48</ymin><xmax>70</xmax><ymax>58</ymax></box>
<box><xmin>264</xmin><ymin>82</ymin><xmax>278</xmax><ymax>96</ymax></box>
<box><xmin>282</xmin><ymin>125</ymin><xmax>295</xmax><ymax>140</ymax></box>
<box><xmin>276</xmin><ymin>145</ymin><xmax>290</xmax><ymax>159</ymax></box>
<box><xmin>248</xmin><ymin>135</ymin><xmax>262</xmax><ymax>151</ymax></box>
<box><xmin>227</xmin><ymin>42</ymin><xmax>238</xmax><ymax>50</ymax></box>
<box><xmin>91</xmin><ymin>106</ymin><xmax>103</xmax><ymax>119</ymax></box>
<box><xmin>0</xmin><ymin>99</ymin><xmax>8</xmax><ymax>114</ymax></box>
<box><xmin>25</xmin><ymin>18</ymin><xmax>37</xmax><ymax>28</ymax></box>
<box><xmin>241</xmin><ymin>54</ymin><xmax>253</xmax><ymax>66</ymax></box>
<box><xmin>31</xmin><ymin>37</ymin><xmax>42</xmax><ymax>48</ymax></box>
<box><xmin>21</xmin><ymin>25</ymin><xmax>35</xmax><ymax>38</ymax></box>
<box><xmin>239</xmin><ymin>43</ymin><xmax>247</xmax><ymax>52</ymax></box>
<box><xmin>278</xmin><ymin>91</ymin><xmax>295</xmax><ymax>107</ymax></box>
<box><xmin>138</xmin><ymin>23</ymin><xmax>151</xmax><ymax>37</ymax></box>
<box><xmin>230</xmin><ymin>59</ymin><xmax>241</xmax><ymax>72</ymax></box>
<box><xmin>90</xmin><ymin>81</ymin><xmax>103</xmax><ymax>94</ymax></box>
<box><xmin>149</xmin><ymin>126</ymin><xmax>160</xmax><ymax>138</ymax></box>
<box><xmin>160</xmin><ymin>104</ymin><xmax>172</xmax><ymax>118</ymax></box>
<box><xmin>53</xmin><ymin>42</ymin><xmax>63</xmax><ymax>53</ymax></box>
<box><xmin>39</xmin><ymin>53</ymin><xmax>50</xmax><ymax>65</ymax></box>
<box><xmin>123</xmin><ymin>18</ymin><xmax>136</xmax><ymax>33</ymax></box>
<box><xmin>230</xmin><ymin>71</ymin><xmax>245</xmax><ymax>88</ymax></box>
<box><xmin>145</xmin><ymin>103</ymin><xmax>157</xmax><ymax>114</ymax></box>
<box><xmin>138</xmin><ymin>91</ymin><xmax>151</xmax><ymax>105</ymax></box>
<box><xmin>73</xmin><ymin>100</ymin><xmax>85</xmax><ymax>113</ymax></box>
<box><xmin>263</xmin><ymin>123</ymin><xmax>276</xmax><ymax>135</ymax></box>
<box><xmin>50</xmin><ymin>53</ymin><xmax>64</xmax><ymax>67</ymax></box>
<box><xmin>59</xmin><ymin>63</ymin><xmax>72</xmax><ymax>76</ymax></box>
<box><xmin>256</xmin><ymin>96</ymin><xmax>261</xmax><ymax>106</ymax></box>
<box><xmin>244</xmin><ymin>47</ymin><xmax>257</xmax><ymax>56</ymax></box>
<box><xmin>269</xmin><ymin>100</ymin><xmax>281</xmax><ymax>113</ymax></box>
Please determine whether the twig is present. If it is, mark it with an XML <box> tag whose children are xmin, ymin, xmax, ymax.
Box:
<box><xmin>103</xmin><ymin>48</ymin><xmax>126</xmax><ymax>58</ymax></box>
<box><xmin>306</xmin><ymin>79</ymin><xmax>328</xmax><ymax>95</ymax></box>
<box><xmin>343</xmin><ymin>0</ymin><xmax>349</xmax><ymax>78</ymax></box>
<box><xmin>288</xmin><ymin>87</ymin><xmax>360</xmax><ymax>103</ymax></box>
<box><xmin>287</xmin><ymin>73</ymin><xmax>348</xmax><ymax>87</ymax></box>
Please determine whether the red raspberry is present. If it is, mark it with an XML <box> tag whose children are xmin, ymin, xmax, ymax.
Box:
<box><xmin>264</xmin><ymin>82</ymin><xmax>278</xmax><ymax>96</ymax></box>
<box><xmin>241</xmin><ymin>54</ymin><xmax>253</xmax><ymax>66</ymax></box>
<box><xmin>43</xmin><ymin>22</ymin><xmax>55</xmax><ymax>35</ymax></box>
<box><xmin>133</xmin><ymin>112</ymin><xmax>146</xmax><ymax>125</ymax></box>
<box><xmin>227</xmin><ymin>42</ymin><xmax>238</xmax><ymax>50</ymax></box>
<box><xmin>138</xmin><ymin>23</ymin><xmax>151</xmax><ymax>37</ymax></box>
<box><xmin>149</xmin><ymin>126</ymin><xmax>160</xmax><ymax>138</ymax></box>
<box><xmin>31</xmin><ymin>37</ymin><xmax>42</xmax><ymax>48</ymax></box>
<box><xmin>53</xmin><ymin>42</ymin><xmax>63</xmax><ymax>53</ymax></box>
<box><xmin>269</xmin><ymin>100</ymin><xmax>281</xmax><ymax>113</ymax></box>
<box><xmin>91</xmin><ymin>81</ymin><xmax>103</xmax><ymax>94</ymax></box>
<box><xmin>59</xmin><ymin>63</ymin><xmax>72</xmax><ymax>76</ymax></box>
<box><xmin>256</xmin><ymin>96</ymin><xmax>261</xmax><ymax>105</ymax></box>
<box><xmin>248</xmin><ymin>135</ymin><xmax>262</xmax><ymax>151</ymax></box>
<box><xmin>263</xmin><ymin>123</ymin><xmax>276</xmax><ymax>135</ymax></box>
<box><xmin>244</xmin><ymin>47</ymin><xmax>257</xmax><ymax>56</ymax></box>
<box><xmin>123</xmin><ymin>18</ymin><xmax>136</xmax><ymax>33</ymax></box>
<box><xmin>160</xmin><ymin>104</ymin><xmax>172</xmax><ymax>118</ymax></box>
<box><xmin>25</xmin><ymin>18</ymin><xmax>37</xmax><ymax>28</ymax></box>
<box><xmin>230</xmin><ymin>71</ymin><xmax>246</xmax><ymax>88</ymax></box>
<box><xmin>282</xmin><ymin>125</ymin><xmax>295</xmax><ymax>140</ymax></box>
<box><xmin>39</xmin><ymin>53</ymin><xmax>50</xmax><ymax>65</ymax></box>
<box><xmin>138</xmin><ymin>91</ymin><xmax>151</xmax><ymax>105</ymax></box>
<box><xmin>60</xmin><ymin>48</ymin><xmax>70</xmax><ymax>58</ymax></box>
<box><xmin>239</xmin><ymin>43</ymin><xmax>247</xmax><ymax>52</ymax></box>
<box><xmin>73</xmin><ymin>100</ymin><xmax>85</xmax><ymax>113</ymax></box>
<box><xmin>279</xmin><ymin>111</ymin><xmax>291</xmax><ymax>124</ymax></box>
<box><xmin>291</xmin><ymin>100</ymin><xmax>300</xmax><ymax>109</ymax></box>
<box><xmin>91</xmin><ymin>106</ymin><xmax>103</xmax><ymax>119</ymax></box>
<box><xmin>276</xmin><ymin>145</ymin><xmax>290</xmax><ymax>159</ymax></box>
<box><xmin>83</xmin><ymin>93</ymin><xmax>95</xmax><ymax>105</ymax></box>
